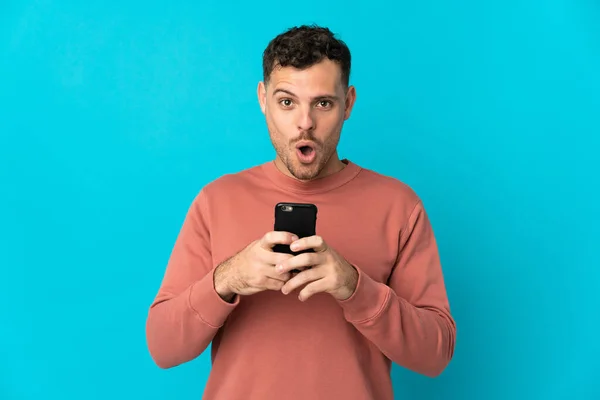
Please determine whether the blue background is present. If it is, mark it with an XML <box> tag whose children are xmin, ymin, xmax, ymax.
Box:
<box><xmin>1</xmin><ymin>1</ymin><xmax>599</xmax><ymax>399</ymax></box>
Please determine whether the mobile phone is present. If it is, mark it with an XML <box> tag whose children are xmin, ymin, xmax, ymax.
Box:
<box><xmin>272</xmin><ymin>202</ymin><xmax>318</xmax><ymax>264</ymax></box>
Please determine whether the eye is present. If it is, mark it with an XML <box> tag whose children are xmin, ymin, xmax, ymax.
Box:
<box><xmin>279</xmin><ymin>98</ymin><xmax>293</xmax><ymax>108</ymax></box>
<box><xmin>316</xmin><ymin>100</ymin><xmax>333</xmax><ymax>109</ymax></box>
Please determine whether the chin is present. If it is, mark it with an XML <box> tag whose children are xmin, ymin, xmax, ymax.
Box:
<box><xmin>289</xmin><ymin>162</ymin><xmax>322</xmax><ymax>181</ymax></box>
<box><xmin>292</xmin><ymin>170</ymin><xmax>320</xmax><ymax>181</ymax></box>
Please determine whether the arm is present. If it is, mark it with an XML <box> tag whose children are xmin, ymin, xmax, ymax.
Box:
<box><xmin>145</xmin><ymin>190</ymin><xmax>239</xmax><ymax>369</ymax></box>
<box><xmin>337</xmin><ymin>200</ymin><xmax>456</xmax><ymax>377</ymax></box>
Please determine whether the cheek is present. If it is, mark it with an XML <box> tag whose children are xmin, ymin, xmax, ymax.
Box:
<box><xmin>315</xmin><ymin>112</ymin><xmax>343</xmax><ymax>136</ymax></box>
<box><xmin>268</xmin><ymin>109</ymin><xmax>295</xmax><ymax>136</ymax></box>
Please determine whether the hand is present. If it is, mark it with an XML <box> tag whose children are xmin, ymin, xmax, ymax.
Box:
<box><xmin>214</xmin><ymin>231</ymin><xmax>297</xmax><ymax>301</ymax></box>
<box><xmin>277</xmin><ymin>235</ymin><xmax>359</xmax><ymax>302</ymax></box>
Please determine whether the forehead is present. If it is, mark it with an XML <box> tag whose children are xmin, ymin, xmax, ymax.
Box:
<box><xmin>268</xmin><ymin>59</ymin><xmax>343</xmax><ymax>95</ymax></box>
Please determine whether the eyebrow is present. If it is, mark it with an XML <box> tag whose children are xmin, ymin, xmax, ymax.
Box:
<box><xmin>272</xmin><ymin>88</ymin><xmax>340</xmax><ymax>101</ymax></box>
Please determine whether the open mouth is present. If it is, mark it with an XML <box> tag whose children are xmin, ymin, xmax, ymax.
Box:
<box><xmin>295</xmin><ymin>142</ymin><xmax>316</xmax><ymax>164</ymax></box>
<box><xmin>299</xmin><ymin>146</ymin><xmax>313</xmax><ymax>156</ymax></box>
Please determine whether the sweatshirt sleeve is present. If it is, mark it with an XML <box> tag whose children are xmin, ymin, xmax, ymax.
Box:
<box><xmin>336</xmin><ymin>200</ymin><xmax>456</xmax><ymax>377</ymax></box>
<box><xmin>145</xmin><ymin>189</ymin><xmax>239</xmax><ymax>369</ymax></box>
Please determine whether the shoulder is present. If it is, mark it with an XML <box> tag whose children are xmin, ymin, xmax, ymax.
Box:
<box><xmin>353</xmin><ymin>164</ymin><xmax>432</xmax><ymax>237</ymax></box>
<box><xmin>204</xmin><ymin>163</ymin><xmax>264</xmax><ymax>192</ymax></box>
<box><xmin>190</xmin><ymin>162</ymin><xmax>267</xmax><ymax>206</ymax></box>
<box><xmin>354</xmin><ymin>164</ymin><xmax>422</xmax><ymax>208</ymax></box>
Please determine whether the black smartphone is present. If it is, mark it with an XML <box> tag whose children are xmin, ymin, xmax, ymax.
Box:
<box><xmin>273</xmin><ymin>202</ymin><xmax>318</xmax><ymax>261</ymax></box>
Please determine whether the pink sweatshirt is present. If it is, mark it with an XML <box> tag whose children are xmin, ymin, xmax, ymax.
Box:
<box><xmin>146</xmin><ymin>160</ymin><xmax>456</xmax><ymax>399</ymax></box>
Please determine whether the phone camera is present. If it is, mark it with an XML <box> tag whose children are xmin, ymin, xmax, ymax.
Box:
<box><xmin>281</xmin><ymin>205</ymin><xmax>293</xmax><ymax>212</ymax></box>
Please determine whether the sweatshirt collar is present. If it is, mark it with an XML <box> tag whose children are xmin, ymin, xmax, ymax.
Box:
<box><xmin>261</xmin><ymin>159</ymin><xmax>362</xmax><ymax>195</ymax></box>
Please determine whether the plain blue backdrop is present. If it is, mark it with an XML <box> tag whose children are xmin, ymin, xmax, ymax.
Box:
<box><xmin>1</xmin><ymin>1</ymin><xmax>599</xmax><ymax>399</ymax></box>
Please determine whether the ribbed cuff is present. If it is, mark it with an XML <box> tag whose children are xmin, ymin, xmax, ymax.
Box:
<box><xmin>188</xmin><ymin>268</ymin><xmax>239</xmax><ymax>328</ymax></box>
<box><xmin>337</xmin><ymin>266</ymin><xmax>391</xmax><ymax>323</ymax></box>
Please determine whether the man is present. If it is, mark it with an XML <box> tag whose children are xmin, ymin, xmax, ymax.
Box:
<box><xmin>146</xmin><ymin>25</ymin><xmax>456</xmax><ymax>399</ymax></box>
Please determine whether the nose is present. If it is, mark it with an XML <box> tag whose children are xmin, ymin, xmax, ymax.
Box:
<box><xmin>296</xmin><ymin>107</ymin><xmax>315</xmax><ymax>132</ymax></box>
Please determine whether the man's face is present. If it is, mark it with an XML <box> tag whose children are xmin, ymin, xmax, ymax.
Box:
<box><xmin>258</xmin><ymin>59</ymin><xmax>356</xmax><ymax>180</ymax></box>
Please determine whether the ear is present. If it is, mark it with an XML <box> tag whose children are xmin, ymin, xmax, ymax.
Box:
<box><xmin>257</xmin><ymin>81</ymin><xmax>267</xmax><ymax>114</ymax></box>
<box><xmin>343</xmin><ymin>85</ymin><xmax>357</xmax><ymax>120</ymax></box>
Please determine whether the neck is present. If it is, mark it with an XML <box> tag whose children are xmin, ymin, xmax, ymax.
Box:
<box><xmin>275</xmin><ymin>151</ymin><xmax>346</xmax><ymax>181</ymax></box>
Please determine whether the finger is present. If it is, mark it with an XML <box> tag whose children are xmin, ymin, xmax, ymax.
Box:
<box><xmin>261</xmin><ymin>250</ymin><xmax>294</xmax><ymax>267</ymax></box>
<box><xmin>290</xmin><ymin>235</ymin><xmax>328</xmax><ymax>253</ymax></box>
<box><xmin>276</xmin><ymin>252</ymin><xmax>320</xmax><ymax>274</ymax></box>
<box><xmin>260</xmin><ymin>252</ymin><xmax>294</xmax><ymax>280</ymax></box>
<box><xmin>263</xmin><ymin>277</ymin><xmax>287</xmax><ymax>291</ymax></box>
<box><xmin>265</xmin><ymin>269</ymin><xmax>292</xmax><ymax>282</ymax></box>
<box><xmin>298</xmin><ymin>279</ymin><xmax>330</xmax><ymax>301</ymax></box>
<box><xmin>281</xmin><ymin>267</ymin><xmax>324</xmax><ymax>295</ymax></box>
<box><xmin>260</xmin><ymin>231</ymin><xmax>299</xmax><ymax>250</ymax></box>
